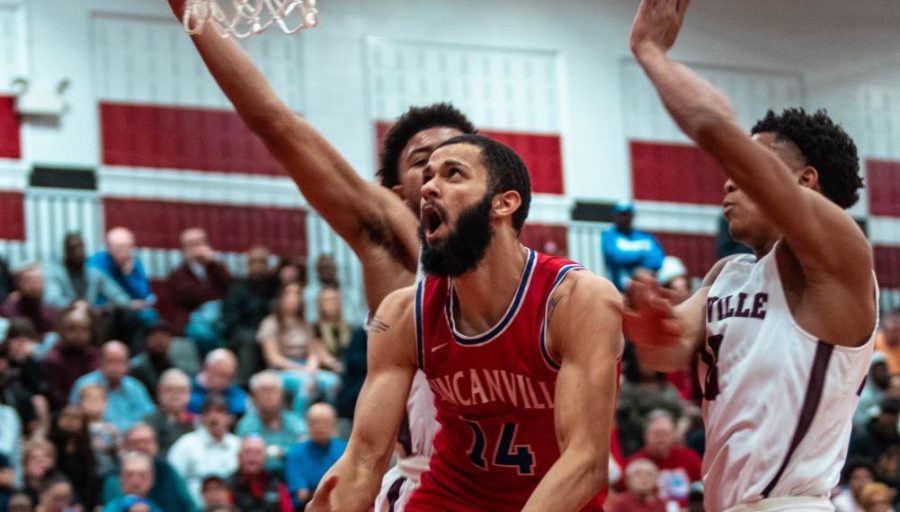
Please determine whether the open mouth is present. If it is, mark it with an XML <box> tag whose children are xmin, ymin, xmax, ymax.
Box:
<box><xmin>421</xmin><ymin>202</ymin><xmax>446</xmax><ymax>239</ymax></box>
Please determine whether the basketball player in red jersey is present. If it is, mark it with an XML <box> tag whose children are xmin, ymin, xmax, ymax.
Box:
<box><xmin>308</xmin><ymin>134</ymin><xmax>622</xmax><ymax>511</ymax></box>
<box><xmin>625</xmin><ymin>1</ymin><xmax>876</xmax><ymax>510</ymax></box>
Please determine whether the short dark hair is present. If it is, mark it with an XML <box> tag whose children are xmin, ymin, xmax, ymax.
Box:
<box><xmin>841</xmin><ymin>458</ymin><xmax>876</xmax><ymax>484</ymax></box>
<box><xmin>5</xmin><ymin>316</ymin><xmax>38</xmax><ymax>342</ymax></box>
<box><xmin>437</xmin><ymin>134</ymin><xmax>532</xmax><ymax>232</ymax></box>
<box><xmin>378</xmin><ymin>103</ymin><xmax>476</xmax><ymax>188</ymax></box>
<box><xmin>202</xmin><ymin>394</ymin><xmax>229</xmax><ymax>414</ymax></box>
<box><xmin>751</xmin><ymin>108</ymin><xmax>862</xmax><ymax>209</ymax></box>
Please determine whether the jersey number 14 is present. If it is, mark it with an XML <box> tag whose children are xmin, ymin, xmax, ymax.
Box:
<box><xmin>466</xmin><ymin>421</ymin><xmax>535</xmax><ymax>475</ymax></box>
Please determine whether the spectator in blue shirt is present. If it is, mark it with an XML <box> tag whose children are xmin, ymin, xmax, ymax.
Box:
<box><xmin>601</xmin><ymin>200</ymin><xmax>665</xmax><ymax>291</ymax></box>
<box><xmin>285</xmin><ymin>403</ymin><xmax>346</xmax><ymax>508</ymax></box>
<box><xmin>188</xmin><ymin>349</ymin><xmax>249</xmax><ymax>417</ymax></box>
<box><xmin>88</xmin><ymin>227</ymin><xmax>158</xmax><ymax>341</ymax></box>
<box><xmin>69</xmin><ymin>341</ymin><xmax>157</xmax><ymax>433</ymax></box>
<box><xmin>236</xmin><ymin>371</ymin><xmax>307</xmax><ymax>474</ymax></box>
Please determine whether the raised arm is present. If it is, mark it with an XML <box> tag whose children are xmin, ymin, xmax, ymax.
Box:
<box><xmin>166</xmin><ymin>1</ymin><xmax>417</xmax><ymax>263</ymax></box>
<box><xmin>523</xmin><ymin>272</ymin><xmax>622</xmax><ymax>511</ymax></box>
<box><xmin>306</xmin><ymin>287</ymin><xmax>418</xmax><ymax>512</ymax></box>
<box><xmin>628</xmin><ymin>0</ymin><xmax>871</xmax><ymax>284</ymax></box>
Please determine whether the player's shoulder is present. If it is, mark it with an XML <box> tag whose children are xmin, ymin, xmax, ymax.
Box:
<box><xmin>552</xmin><ymin>268</ymin><xmax>622</xmax><ymax>309</ymax></box>
<box><xmin>378</xmin><ymin>284</ymin><xmax>418</xmax><ymax>314</ymax></box>
<box><xmin>701</xmin><ymin>254</ymin><xmax>745</xmax><ymax>288</ymax></box>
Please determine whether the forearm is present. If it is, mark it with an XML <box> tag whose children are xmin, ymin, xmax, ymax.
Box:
<box><xmin>309</xmin><ymin>450</ymin><xmax>386</xmax><ymax>510</ymax></box>
<box><xmin>522</xmin><ymin>452</ymin><xmax>606</xmax><ymax>512</ymax></box>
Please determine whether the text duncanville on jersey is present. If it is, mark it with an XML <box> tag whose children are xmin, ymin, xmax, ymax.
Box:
<box><xmin>429</xmin><ymin>368</ymin><xmax>555</xmax><ymax>409</ymax></box>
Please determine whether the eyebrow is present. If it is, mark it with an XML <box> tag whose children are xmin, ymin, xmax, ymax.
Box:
<box><xmin>405</xmin><ymin>146</ymin><xmax>434</xmax><ymax>161</ymax></box>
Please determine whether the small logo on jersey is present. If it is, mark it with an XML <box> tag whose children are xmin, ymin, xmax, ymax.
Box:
<box><xmin>707</xmin><ymin>292</ymin><xmax>768</xmax><ymax>323</ymax></box>
<box><xmin>431</xmin><ymin>342</ymin><xmax>449</xmax><ymax>353</ymax></box>
<box><xmin>428</xmin><ymin>368</ymin><xmax>554</xmax><ymax>410</ymax></box>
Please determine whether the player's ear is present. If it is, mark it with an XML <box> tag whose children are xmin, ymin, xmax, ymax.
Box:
<box><xmin>391</xmin><ymin>184</ymin><xmax>404</xmax><ymax>199</ymax></box>
<box><xmin>797</xmin><ymin>165</ymin><xmax>819</xmax><ymax>191</ymax></box>
<box><xmin>493</xmin><ymin>190</ymin><xmax>522</xmax><ymax>219</ymax></box>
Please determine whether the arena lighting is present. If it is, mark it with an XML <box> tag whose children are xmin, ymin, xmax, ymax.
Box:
<box><xmin>182</xmin><ymin>0</ymin><xmax>319</xmax><ymax>39</ymax></box>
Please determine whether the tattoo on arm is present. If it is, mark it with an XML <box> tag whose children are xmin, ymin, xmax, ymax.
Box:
<box><xmin>368</xmin><ymin>316</ymin><xmax>391</xmax><ymax>334</ymax></box>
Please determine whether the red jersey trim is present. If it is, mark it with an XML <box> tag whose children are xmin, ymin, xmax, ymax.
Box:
<box><xmin>444</xmin><ymin>249</ymin><xmax>538</xmax><ymax>346</ymax></box>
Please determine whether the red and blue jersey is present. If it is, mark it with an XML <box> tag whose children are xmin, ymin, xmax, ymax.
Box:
<box><xmin>405</xmin><ymin>249</ymin><xmax>605</xmax><ymax>511</ymax></box>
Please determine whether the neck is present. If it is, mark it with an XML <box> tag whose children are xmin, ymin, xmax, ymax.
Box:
<box><xmin>260</xmin><ymin>408</ymin><xmax>280</xmax><ymax>424</ymax></box>
<box><xmin>451</xmin><ymin>232</ymin><xmax>527</xmax><ymax>336</ymax></box>
<box><xmin>752</xmin><ymin>237</ymin><xmax>778</xmax><ymax>259</ymax></box>
<box><xmin>65</xmin><ymin>260</ymin><xmax>84</xmax><ymax>273</ymax></box>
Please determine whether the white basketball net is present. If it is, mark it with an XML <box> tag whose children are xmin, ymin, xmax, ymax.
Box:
<box><xmin>183</xmin><ymin>0</ymin><xmax>319</xmax><ymax>39</ymax></box>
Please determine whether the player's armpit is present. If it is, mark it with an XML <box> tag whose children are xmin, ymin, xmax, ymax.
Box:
<box><xmin>523</xmin><ymin>273</ymin><xmax>621</xmax><ymax>512</ymax></box>
<box><xmin>307</xmin><ymin>287</ymin><xmax>418</xmax><ymax>512</ymax></box>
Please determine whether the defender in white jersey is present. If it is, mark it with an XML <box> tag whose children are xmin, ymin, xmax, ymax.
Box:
<box><xmin>625</xmin><ymin>1</ymin><xmax>877</xmax><ymax>511</ymax></box>
<box><xmin>165</xmin><ymin>3</ymin><xmax>476</xmax><ymax>508</ymax></box>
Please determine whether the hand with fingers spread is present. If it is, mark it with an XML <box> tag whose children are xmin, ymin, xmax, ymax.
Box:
<box><xmin>306</xmin><ymin>475</ymin><xmax>339</xmax><ymax>512</ymax></box>
<box><xmin>623</xmin><ymin>274</ymin><xmax>683</xmax><ymax>348</ymax></box>
<box><xmin>629</xmin><ymin>0</ymin><xmax>691</xmax><ymax>56</ymax></box>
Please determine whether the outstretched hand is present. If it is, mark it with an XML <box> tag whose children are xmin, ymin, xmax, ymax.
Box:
<box><xmin>622</xmin><ymin>274</ymin><xmax>683</xmax><ymax>348</ymax></box>
<box><xmin>629</xmin><ymin>0</ymin><xmax>691</xmax><ymax>55</ymax></box>
<box><xmin>306</xmin><ymin>475</ymin><xmax>339</xmax><ymax>511</ymax></box>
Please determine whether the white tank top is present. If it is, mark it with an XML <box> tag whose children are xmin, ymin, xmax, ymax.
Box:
<box><xmin>699</xmin><ymin>247</ymin><xmax>876</xmax><ymax>511</ymax></box>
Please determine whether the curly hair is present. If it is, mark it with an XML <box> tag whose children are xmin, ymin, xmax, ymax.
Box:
<box><xmin>378</xmin><ymin>103</ymin><xmax>476</xmax><ymax>188</ymax></box>
<box><xmin>751</xmin><ymin>108</ymin><xmax>863</xmax><ymax>209</ymax></box>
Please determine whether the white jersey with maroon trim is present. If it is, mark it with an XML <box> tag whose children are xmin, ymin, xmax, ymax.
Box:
<box><xmin>699</xmin><ymin>246</ymin><xmax>876</xmax><ymax>511</ymax></box>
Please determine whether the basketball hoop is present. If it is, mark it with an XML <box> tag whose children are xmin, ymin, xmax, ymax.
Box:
<box><xmin>183</xmin><ymin>0</ymin><xmax>319</xmax><ymax>39</ymax></box>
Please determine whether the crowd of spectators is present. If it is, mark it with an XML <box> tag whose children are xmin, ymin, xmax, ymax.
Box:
<box><xmin>1</xmin><ymin>214</ymin><xmax>899</xmax><ymax>511</ymax></box>
<box><xmin>0</xmin><ymin>227</ymin><xmax>365</xmax><ymax>511</ymax></box>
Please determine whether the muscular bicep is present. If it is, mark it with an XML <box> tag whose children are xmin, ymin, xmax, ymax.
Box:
<box><xmin>343</xmin><ymin>288</ymin><xmax>418</xmax><ymax>469</ymax></box>
<box><xmin>550</xmin><ymin>274</ymin><xmax>622</xmax><ymax>459</ymax></box>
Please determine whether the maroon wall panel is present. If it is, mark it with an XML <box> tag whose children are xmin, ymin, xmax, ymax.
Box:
<box><xmin>631</xmin><ymin>141</ymin><xmax>727</xmax><ymax>205</ymax></box>
<box><xmin>100</xmin><ymin>102</ymin><xmax>283</xmax><ymax>175</ymax></box>
<box><xmin>875</xmin><ymin>245</ymin><xmax>900</xmax><ymax>290</ymax></box>
<box><xmin>0</xmin><ymin>191</ymin><xmax>25</xmax><ymax>240</ymax></box>
<box><xmin>651</xmin><ymin>232</ymin><xmax>717</xmax><ymax>278</ymax></box>
<box><xmin>868</xmin><ymin>159</ymin><xmax>900</xmax><ymax>217</ymax></box>
<box><xmin>375</xmin><ymin>121</ymin><xmax>564</xmax><ymax>194</ymax></box>
<box><xmin>103</xmin><ymin>198</ymin><xmax>307</xmax><ymax>256</ymax></box>
<box><xmin>0</xmin><ymin>96</ymin><xmax>21</xmax><ymax>159</ymax></box>
<box><xmin>521</xmin><ymin>223</ymin><xmax>568</xmax><ymax>256</ymax></box>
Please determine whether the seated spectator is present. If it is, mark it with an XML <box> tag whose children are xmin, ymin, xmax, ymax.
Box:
<box><xmin>21</xmin><ymin>439</ymin><xmax>64</xmax><ymax>505</ymax></box>
<box><xmin>69</xmin><ymin>341</ymin><xmax>156</xmax><ymax>433</ymax></box>
<box><xmin>276</xmin><ymin>255</ymin><xmax>309</xmax><ymax>289</ymax></box>
<box><xmin>617</xmin><ymin>354</ymin><xmax>685</xmax><ymax>457</ymax></box>
<box><xmin>833</xmin><ymin>459</ymin><xmax>876</xmax><ymax>512</ymax></box>
<box><xmin>168</xmin><ymin>395</ymin><xmax>240</xmax><ymax>506</ymax></box>
<box><xmin>875</xmin><ymin>310</ymin><xmax>900</xmax><ymax>375</ymax></box>
<box><xmin>0</xmin><ymin>453</ymin><xmax>13</xmax><ymax>512</ymax></box>
<box><xmin>258</xmin><ymin>283</ymin><xmax>340</xmax><ymax>413</ymax></box>
<box><xmin>102</xmin><ymin>452</ymin><xmax>162</xmax><ymax>512</ymax></box>
<box><xmin>78</xmin><ymin>385</ymin><xmax>120</xmax><ymax>477</ymax></box>
<box><xmin>855</xmin><ymin>353</ymin><xmax>891</xmax><ymax>428</ymax></box>
<box><xmin>50</xmin><ymin>404</ymin><xmax>99</xmax><ymax>509</ymax></box>
<box><xmin>0</xmin><ymin>402</ymin><xmax>21</xmax><ymax>487</ymax></box>
<box><xmin>285</xmin><ymin>403</ymin><xmax>346</xmax><ymax>508</ymax></box>
<box><xmin>236</xmin><ymin>371</ymin><xmax>306</xmax><ymax>474</ymax></box>
<box><xmin>227</xmin><ymin>436</ymin><xmax>293</xmax><ymax>512</ymax></box>
<box><xmin>601</xmin><ymin>200</ymin><xmax>664</xmax><ymax>292</ymax></box>
<box><xmin>313</xmin><ymin>287</ymin><xmax>352</xmax><ymax>367</ymax></box>
<box><xmin>849</xmin><ymin>398</ymin><xmax>900</xmax><ymax>463</ymax></box>
<box><xmin>167</xmin><ymin>228</ymin><xmax>232</xmax><ymax>334</ymax></box>
<box><xmin>88</xmin><ymin>227</ymin><xmax>157</xmax><ymax>347</ymax></box>
<box><xmin>605</xmin><ymin>458</ymin><xmax>666</xmax><ymax>512</ymax></box>
<box><xmin>858</xmin><ymin>482</ymin><xmax>895</xmax><ymax>512</ymax></box>
<box><xmin>143</xmin><ymin>369</ymin><xmax>196</xmax><ymax>455</ymax></box>
<box><xmin>34</xmin><ymin>474</ymin><xmax>75</xmax><ymax>512</ymax></box>
<box><xmin>101</xmin><ymin>423</ymin><xmax>195</xmax><ymax>512</ymax></box>
<box><xmin>188</xmin><ymin>349</ymin><xmax>248</xmax><ymax>417</ymax></box>
<box><xmin>44</xmin><ymin>233</ymin><xmax>131</xmax><ymax>311</ymax></box>
<box><xmin>200</xmin><ymin>475</ymin><xmax>232</xmax><ymax>511</ymax></box>
<box><xmin>129</xmin><ymin>322</ymin><xmax>178</xmax><ymax>398</ymax></box>
<box><xmin>0</xmin><ymin>264</ymin><xmax>58</xmax><ymax>336</ymax></box>
<box><xmin>4</xmin><ymin>317</ymin><xmax>47</xmax><ymax>396</ymax></box>
<box><xmin>1</xmin><ymin>335</ymin><xmax>45</xmax><ymax>441</ymax></box>
<box><xmin>44</xmin><ymin>305</ymin><xmax>100</xmax><ymax>410</ymax></box>
<box><xmin>222</xmin><ymin>246</ymin><xmax>278</xmax><ymax>386</ymax></box>
<box><xmin>625</xmin><ymin>410</ymin><xmax>701</xmax><ymax>507</ymax></box>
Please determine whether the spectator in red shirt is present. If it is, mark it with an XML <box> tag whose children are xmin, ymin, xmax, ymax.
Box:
<box><xmin>606</xmin><ymin>458</ymin><xmax>666</xmax><ymax>512</ymax></box>
<box><xmin>166</xmin><ymin>228</ymin><xmax>232</xmax><ymax>334</ymax></box>
<box><xmin>226</xmin><ymin>436</ymin><xmax>293</xmax><ymax>512</ymax></box>
<box><xmin>626</xmin><ymin>409</ymin><xmax>702</xmax><ymax>506</ymax></box>
<box><xmin>0</xmin><ymin>264</ymin><xmax>58</xmax><ymax>336</ymax></box>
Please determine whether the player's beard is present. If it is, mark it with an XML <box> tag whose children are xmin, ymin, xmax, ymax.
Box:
<box><xmin>419</xmin><ymin>191</ymin><xmax>494</xmax><ymax>278</ymax></box>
